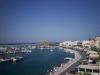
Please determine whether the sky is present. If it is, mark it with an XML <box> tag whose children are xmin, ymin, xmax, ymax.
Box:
<box><xmin>0</xmin><ymin>0</ymin><xmax>100</xmax><ymax>43</ymax></box>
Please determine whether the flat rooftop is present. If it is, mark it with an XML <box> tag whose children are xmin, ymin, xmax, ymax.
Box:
<box><xmin>78</xmin><ymin>64</ymin><xmax>100</xmax><ymax>70</ymax></box>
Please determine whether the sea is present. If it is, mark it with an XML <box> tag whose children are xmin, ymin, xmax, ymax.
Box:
<box><xmin>0</xmin><ymin>48</ymin><xmax>75</xmax><ymax>75</ymax></box>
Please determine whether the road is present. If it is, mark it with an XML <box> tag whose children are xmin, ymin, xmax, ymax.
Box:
<box><xmin>60</xmin><ymin>51</ymin><xmax>87</xmax><ymax>75</ymax></box>
<box><xmin>49</xmin><ymin>49</ymin><xmax>86</xmax><ymax>75</ymax></box>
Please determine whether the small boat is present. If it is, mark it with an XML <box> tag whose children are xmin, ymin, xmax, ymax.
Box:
<box><xmin>64</xmin><ymin>57</ymin><xmax>72</xmax><ymax>60</ymax></box>
<box><xmin>40</xmin><ymin>48</ymin><xmax>44</xmax><ymax>50</ymax></box>
<box><xmin>22</xmin><ymin>50</ymin><xmax>32</xmax><ymax>53</ymax></box>
<box><xmin>0</xmin><ymin>59</ymin><xmax>11</xmax><ymax>63</ymax></box>
<box><xmin>11</xmin><ymin>57</ymin><xmax>17</xmax><ymax>62</ymax></box>
<box><xmin>50</xmin><ymin>49</ymin><xmax>53</xmax><ymax>52</ymax></box>
<box><xmin>11</xmin><ymin>56</ymin><xmax>23</xmax><ymax>62</ymax></box>
<box><xmin>70</xmin><ymin>51</ymin><xmax>74</xmax><ymax>53</ymax></box>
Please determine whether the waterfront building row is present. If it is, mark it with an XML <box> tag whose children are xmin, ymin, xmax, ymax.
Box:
<box><xmin>59</xmin><ymin>36</ymin><xmax>100</xmax><ymax>49</ymax></box>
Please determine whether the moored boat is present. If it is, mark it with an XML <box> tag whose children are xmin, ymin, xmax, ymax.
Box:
<box><xmin>64</xmin><ymin>57</ymin><xmax>72</xmax><ymax>60</ymax></box>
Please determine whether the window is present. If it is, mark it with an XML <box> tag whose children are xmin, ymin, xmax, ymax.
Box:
<box><xmin>79</xmin><ymin>68</ymin><xmax>85</xmax><ymax>71</ymax></box>
<box><xmin>93</xmin><ymin>69</ymin><xmax>99</xmax><ymax>73</ymax></box>
<box><xmin>86</xmin><ymin>69</ymin><xmax>92</xmax><ymax>72</ymax></box>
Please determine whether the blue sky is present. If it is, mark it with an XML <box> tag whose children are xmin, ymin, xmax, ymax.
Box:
<box><xmin>0</xmin><ymin>0</ymin><xmax>100</xmax><ymax>43</ymax></box>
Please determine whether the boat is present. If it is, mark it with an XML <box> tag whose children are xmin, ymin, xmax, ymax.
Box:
<box><xmin>39</xmin><ymin>48</ymin><xmax>44</xmax><ymax>50</ymax></box>
<box><xmin>70</xmin><ymin>51</ymin><xmax>74</xmax><ymax>53</ymax></box>
<box><xmin>0</xmin><ymin>58</ymin><xmax>11</xmax><ymax>63</ymax></box>
<box><xmin>50</xmin><ymin>49</ymin><xmax>53</xmax><ymax>52</ymax></box>
<box><xmin>11</xmin><ymin>56</ymin><xmax>23</xmax><ymax>62</ymax></box>
<box><xmin>11</xmin><ymin>57</ymin><xmax>17</xmax><ymax>62</ymax></box>
<box><xmin>21</xmin><ymin>50</ymin><xmax>32</xmax><ymax>53</ymax></box>
<box><xmin>64</xmin><ymin>57</ymin><xmax>72</xmax><ymax>60</ymax></box>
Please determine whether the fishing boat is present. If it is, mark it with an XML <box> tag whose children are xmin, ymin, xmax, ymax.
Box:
<box><xmin>11</xmin><ymin>56</ymin><xmax>23</xmax><ymax>62</ymax></box>
<box><xmin>0</xmin><ymin>58</ymin><xmax>11</xmax><ymax>63</ymax></box>
<box><xmin>64</xmin><ymin>57</ymin><xmax>72</xmax><ymax>60</ymax></box>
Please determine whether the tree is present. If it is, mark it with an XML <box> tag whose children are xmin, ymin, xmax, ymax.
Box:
<box><xmin>79</xmin><ymin>72</ymin><xmax>91</xmax><ymax>75</ymax></box>
<box><xmin>91</xmin><ymin>46</ymin><xmax>98</xmax><ymax>52</ymax></box>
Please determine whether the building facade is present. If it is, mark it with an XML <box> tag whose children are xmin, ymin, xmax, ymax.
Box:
<box><xmin>95</xmin><ymin>36</ymin><xmax>100</xmax><ymax>48</ymax></box>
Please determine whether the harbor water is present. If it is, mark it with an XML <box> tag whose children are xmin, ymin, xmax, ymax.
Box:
<box><xmin>0</xmin><ymin>48</ymin><xmax>74</xmax><ymax>75</ymax></box>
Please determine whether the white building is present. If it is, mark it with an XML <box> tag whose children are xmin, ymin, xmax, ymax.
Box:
<box><xmin>59</xmin><ymin>41</ymin><xmax>71</xmax><ymax>47</ymax></box>
<box><xmin>59</xmin><ymin>41</ymin><xmax>80</xmax><ymax>47</ymax></box>
<box><xmin>86</xmin><ymin>51</ymin><xmax>99</xmax><ymax>63</ymax></box>
<box><xmin>82</xmin><ymin>40</ymin><xmax>94</xmax><ymax>48</ymax></box>
<box><xmin>78</xmin><ymin>64</ymin><xmax>100</xmax><ymax>75</ymax></box>
<box><xmin>0</xmin><ymin>47</ymin><xmax>7</xmax><ymax>52</ymax></box>
<box><xmin>95</xmin><ymin>36</ymin><xmax>100</xmax><ymax>48</ymax></box>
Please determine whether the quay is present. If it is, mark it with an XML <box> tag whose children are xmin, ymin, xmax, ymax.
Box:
<box><xmin>49</xmin><ymin>49</ymin><xmax>82</xmax><ymax>75</ymax></box>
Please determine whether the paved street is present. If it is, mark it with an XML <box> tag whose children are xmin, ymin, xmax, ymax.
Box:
<box><xmin>49</xmin><ymin>50</ymin><xmax>86</xmax><ymax>75</ymax></box>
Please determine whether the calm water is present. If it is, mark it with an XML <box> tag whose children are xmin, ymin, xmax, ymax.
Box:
<box><xmin>0</xmin><ymin>48</ymin><xmax>74</xmax><ymax>75</ymax></box>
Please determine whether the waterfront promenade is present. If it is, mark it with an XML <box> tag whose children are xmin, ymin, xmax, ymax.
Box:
<box><xmin>49</xmin><ymin>49</ymin><xmax>81</xmax><ymax>75</ymax></box>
